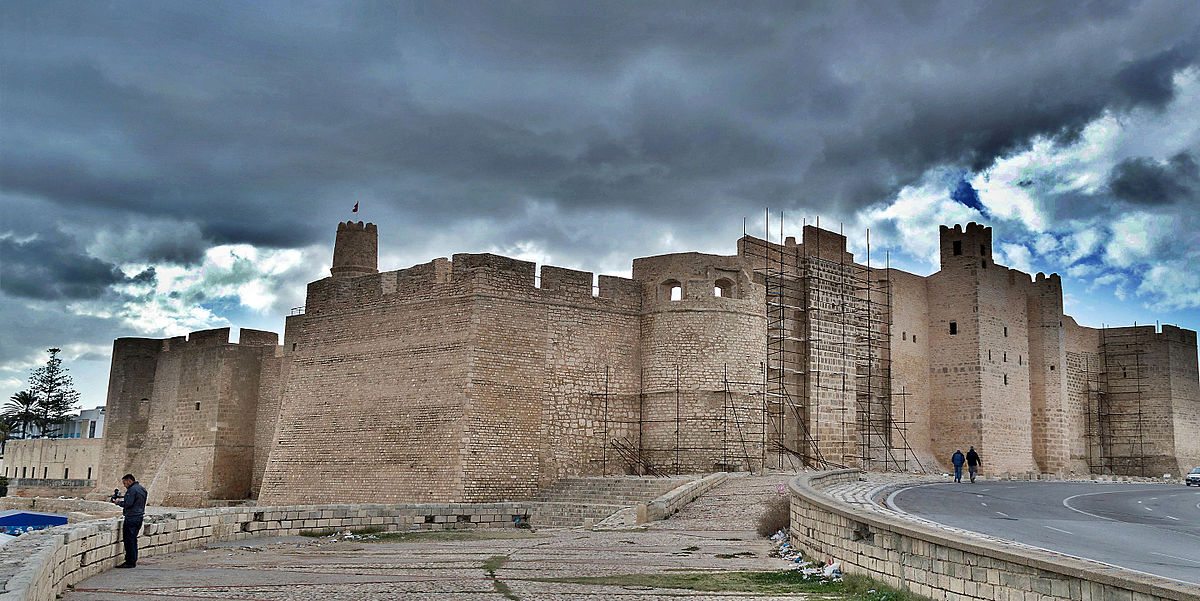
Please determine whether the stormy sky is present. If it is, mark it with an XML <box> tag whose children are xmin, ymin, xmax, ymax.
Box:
<box><xmin>2</xmin><ymin>1</ymin><xmax>1199</xmax><ymax>408</ymax></box>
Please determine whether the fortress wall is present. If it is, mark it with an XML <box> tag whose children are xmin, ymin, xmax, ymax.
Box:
<box><xmin>1165</xmin><ymin>326</ymin><xmax>1200</xmax><ymax>475</ymax></box>
<box><xmin>925</xmin><ymin>245</ymin><xmax>983</xmax><ymax>469</ymax></box>
<box><xmin>100</xmin><ymin>330</ymin><xmax>276</xmax><ymax>506</ymax></box>
<box><xmin>887</xmin><ymin>269</ymin><xmax>936</xmax><ymax>469</ymax></box>
<box><xmin>258</xmin><ymin>284</ymin><xmax>474</xmax><ymax>505</ymax></box>
<box><xmin>1099</xmin><ymin>326</ymin><xmax>1172</xmax><ymax>476</ymax></box>
<box><xmin>1027</xmin><ymin>274</ymin><xmax>1073</xmax><ymax>473</ymax></box>
<box><xmin>97</xmin><ymin>337</ymin><xmax>164</xmax><ymax>490</ymax></box>
<box><xmin>452</xmin><ymin>255</ymin><xmax>642</xmax><ymax>500</ymax></box>
<box><xmin>1063</xmin><ymin>318</ymin><xmax>1100</xmax><ymax>473</ymax></box>
<box><xmin>976</xmin><ymin>266</ymin><xmax>1035</xmax><ymax>474</ymax></box>
<box><xmin>800</xmin><ymin>226</ymin><xmax>860</xmax><ymax>465</ymax></box>
<box><xmin>250</xmin><ymin>343</ymin><xmax>287</xmax><ymax>497</ymax></box>
<box><xmin>634</xmin><ymin>253</ymin><xmax>766</xmax><ymax>473</ymax></box>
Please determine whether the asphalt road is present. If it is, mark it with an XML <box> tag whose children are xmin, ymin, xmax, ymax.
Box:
<box><xmin>887</xmin><ymin>481</ymin><xmax>1200</xmax><ymax>585</ymax></box>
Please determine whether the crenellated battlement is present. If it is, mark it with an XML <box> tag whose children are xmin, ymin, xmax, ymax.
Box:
<box><xmin>940</xmin><ymin>221</ymin><xmax>994</xmax><ymax>269</ymax></box>
<box><xmin>305</xmin><ymin>251</ymin><xmax>641</xmax><ymax>315</ymax></box>
<box><xmin>337</xmin><ymin>220</ymin><xmax>377</xmax><ymax>233</ymax></box>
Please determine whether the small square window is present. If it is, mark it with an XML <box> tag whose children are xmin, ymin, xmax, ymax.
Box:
<box><xmin>902</xmin><ymin>332</ymin><xmax>907</xmax><ymax>341</ymax></box>
<box><xmin>982</xmin><ymin>259</ymin><xmax>987</xmax><ymax>268</ymax></box>
<box><xmin>949</xmin><ymin>322</ymin><xmax>957</xmax><ymax>335</ymax></box>
<box><xmin>195</xmin><ymin>402</ymin><xmax>201</xmax><ymax>411</ymax></box>
<box><xmin>912</xmin><ymin>335</ymin><xmax>917</xmax><ymax>343</ymax></box>
<box><xmin>1050</xmin><ymin>365</ymin><xmax>1055</xmax><ymax>371</ymax></box>
<box><xmin>953</xmin><ymin>241</ymin><xmax>962</xmax><ymax>256</ymax></box>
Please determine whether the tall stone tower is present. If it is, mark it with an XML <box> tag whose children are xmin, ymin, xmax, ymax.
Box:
<box><xmin>330</xmin><ymin>221</ymin><xmax>378</xmax><ymax>278</ymax></box>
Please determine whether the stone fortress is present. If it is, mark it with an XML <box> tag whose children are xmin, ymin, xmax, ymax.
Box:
<box><xmin>96</xmin><ymin>220</ymin><xmax>1200</xmax><ymax>507</ymax></box>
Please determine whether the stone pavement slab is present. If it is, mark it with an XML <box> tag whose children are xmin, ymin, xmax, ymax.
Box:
<box><xmin>63</xmin><ymin>474</ymin><xmax>824</xmax><ymax>600</ymax></box>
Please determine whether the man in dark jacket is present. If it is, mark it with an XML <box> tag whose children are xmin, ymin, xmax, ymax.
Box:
<box><xmin>113</xmin><ymin>474</ymin><xmax>148</xmax><ymax>568</ymax></box>
<box><xmin>966</xmin><ymin>447</ymin><xmax>982</xmax><ymax>483</ymax></box>
<box><xmin>951</xmin><ymin>450</ymin><xmax>965</xmax><ymax>483</ymax></box>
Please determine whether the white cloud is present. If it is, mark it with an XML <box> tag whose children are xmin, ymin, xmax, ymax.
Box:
<box><xmin>997</xmin><ymin>243</ymin><xmax>1033</xmax><ymax>273</ymax></box>
<box><xmin>856</xmin><ymin>169</ymin><xmax>982</xmax><ymax>270</ymax></box>
<box><xmin>1102</xmin><ymin>212</ymin><xmax>1174</xmax><ymax>269</ymax></box>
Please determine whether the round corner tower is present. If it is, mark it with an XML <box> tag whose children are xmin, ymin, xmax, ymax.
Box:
<box><xmin>331</xmin><ymin>221</ymin><xmax>378</xmax><ymax>278</ymax></box>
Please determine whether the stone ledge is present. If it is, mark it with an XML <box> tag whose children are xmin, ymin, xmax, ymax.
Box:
<box><xmin>790</xmin><ymin>470</ymin><xmax>1200</xmax><ymax>601</ymax></box>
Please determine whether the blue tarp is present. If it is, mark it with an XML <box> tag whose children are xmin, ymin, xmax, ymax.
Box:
<box><xmin>0</xmin><ymin>510</ymin><xmax>68</xmax><ymax>535</ymax></box>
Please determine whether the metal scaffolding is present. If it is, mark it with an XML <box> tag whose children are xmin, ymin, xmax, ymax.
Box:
<box><xmin>592</xmin><ymin>212</ymin><xmax>923</xmax><ymax>476</ymax></box>
<box><xmin>1087</xmin><ymin>327</ymin><xmax>1149</xmax><ymax>476</ymax></box>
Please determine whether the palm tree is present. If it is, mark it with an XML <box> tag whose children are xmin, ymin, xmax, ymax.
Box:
<box><xmin>3</xmin><ymin>391</ymin><xmax>39</xmax><ymax>439</ymax></box>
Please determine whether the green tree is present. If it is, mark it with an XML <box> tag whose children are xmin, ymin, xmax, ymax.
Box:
<box><xmin>28</xmin><ymin>348</ymin><xmax>79</xmax><ymax>438</ymax></box>
<box><xmin>3</xmin><ymin>391</ymin><xmax>39</xmax><ymax>439</ymax></box>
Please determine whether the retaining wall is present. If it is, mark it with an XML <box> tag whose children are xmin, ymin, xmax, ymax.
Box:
<box><xmin>0</xmin><ymin>500</ymin><xmax>608</xmax><ymax>601</ymax></box>
<box><xmin>789</xmin><ymin>470</ymin><xmax>1200</xmax><ymax>601</ymax></box>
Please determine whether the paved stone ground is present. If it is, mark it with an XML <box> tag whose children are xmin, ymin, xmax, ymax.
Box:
<box><xmin>62</xmin><ymin>473</ymin><xmax>822</xmax><ymax>600</ymax></box>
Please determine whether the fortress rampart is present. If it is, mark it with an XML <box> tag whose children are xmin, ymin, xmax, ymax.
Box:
<box><xmin>97</xmin><ymin>220</ymin><xmax>1200</xmax><ymax>506</ymax></box>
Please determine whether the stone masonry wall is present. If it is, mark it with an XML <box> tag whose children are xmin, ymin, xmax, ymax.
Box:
<box><xmin>458</xmin><ymin>257</ymin><xmax>642</xmax><ymax>500</ymax></box>
<box><xmin>887</xmin><ymin>270</ymin><xmax>937</xmax><ymax>470</ymax></box>
<box><xmin>259</xmin><ymin>260</ymin><xmax>474</xmax><ymax>505</ymax></box>
<box><xmin>634</xmin><ymin>252</ymin><xmax>766</xmax><ymax>474</ymax></box>
<box><xmin>4</xmin><ymin>439</ymin><xmax>102</xmax><ymax>483</ymax></box>
<box><xmin>98</xmin><ymin>329</ymin><xmax>277</xmax><ymax>507</ymax></box>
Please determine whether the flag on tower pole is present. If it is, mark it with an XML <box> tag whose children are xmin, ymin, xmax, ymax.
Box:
<box><xmin>352</xmin><ymin>202</ymin><xmax>358</xmax><ymax>213</ymax></box>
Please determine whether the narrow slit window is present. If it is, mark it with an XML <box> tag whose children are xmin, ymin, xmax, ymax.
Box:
<box><xmin>1004</xmin><ymin>374</ymin><xmax>1008</xmax><ymax>385</ymax></box>
<box><xmin>949</xmin><ymin>322</ymin><xmax>957</xmax><ymax>335</ymax></box>
<box><xmin>1003</xmin><ymin>326</ymin><xmax>1008</xmax><ymax>337</ymax></box>
<box><xmin>87</xmin><ymin>467</ymin><xmax>92</xmax><ymax>479</ymax></box>
<box><xmin>912</xmin><ymin>335</ymin><xmax>917</xmax><ymax>343</ymax></box>
<box><xmin>953</xmin><ymin>240</ymin><xmax>962</xmax><ymax>255</ymax></box>
<box><xmin>981</xmin><ymin>244</ymin><xmax>986</xmax><ymax>255</ymax></box>
<box><xmin>982</xmin><ymin>259</ymin><xmax>987</xmax><ymax>268</ymax></box>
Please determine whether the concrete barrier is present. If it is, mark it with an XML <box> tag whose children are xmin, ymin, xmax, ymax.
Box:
<box><xmin>789</xmin><ymin>470</ymin><xmax>1200</xmax><ymax>601</ymax></box>
<box><xmin>0</xmin><ymin>499</ymin><xmax>605</xmax><ymax>601</ymax></box>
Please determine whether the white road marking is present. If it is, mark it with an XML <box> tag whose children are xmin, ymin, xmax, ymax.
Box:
<box><xmin>1167</xmin><ymin>516</ymin><xmax>1179</xmax><ymax>520</ymax></box>
<box><xmin>1151</xmin><ymin>552</ymin><xmax>1200</xmax><ymax>566</ymax></box>
<box><xmin>1043</xmin><ymin>525</ymin><xmax>1072</xmax><ymax>535</ymax></box>
<box><xmin>981</xmin><ymin>502</ymin><xmax>988</xmax><ymax>507</ymax></box>
<box><xmin>1145</xmin><ymin>507</ymin><xmax>1153</xmax><ymax>511</ymax></box>
<box><xmin>995</xmin><ymin>511</ymin><xmax>1010</xmax><ymax>518</ymax></box>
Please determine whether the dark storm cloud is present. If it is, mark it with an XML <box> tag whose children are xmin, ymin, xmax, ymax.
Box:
<box><xmin>1109</xmin><ymin>152</ymin><xmax>1200</xmax><ymax>205</ymax></box>
<box><xmin>0</xmin><ymin>229</ymin><xmax>153</xmax><ymax>300</ymax></box>
<box><xmin>4</xmin><ymin>1</ymin><xmax>1197</xmax><ymax>252</ymax></box>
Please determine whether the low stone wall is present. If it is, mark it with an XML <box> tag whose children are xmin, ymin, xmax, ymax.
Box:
<box><xmin>0</xmin><ymin>499</ymin><xmax>607</xmax><ymax>601</ymax></box>
<box><xmin>789</xmin><ymin>470</ymin><xmax>1200</xmax><ymax>601</ymax></box>
<box><xmin>639</xmin><ymin>472</ymin><xmax>728</xmax><ymax>522</ymax></box>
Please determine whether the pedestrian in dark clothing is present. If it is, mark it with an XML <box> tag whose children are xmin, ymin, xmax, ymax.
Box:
<box><xmin>966</xmin><ymin>446</ymin><xmax>981</xmax><ymax>483</ymax></box>
<box><xmin>113</xmin><ymin>474</ymin><xmax>147</xmax><ymax>568</ymax></box>
<box><xmin>951</xmin><ymin>450</ymin><xmax>965</xmax><ymax>483</ymax></box>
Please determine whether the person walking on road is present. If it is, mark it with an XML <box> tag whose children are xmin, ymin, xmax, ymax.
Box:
<box><xmin>951</xmin><ymin>450</ymin><xmax>965</xmax><ymax>483</ymax></box>
<box><xmin>966</xmin><ymin>446</ymin><xmax>981</xmax><ymax>483</ymax></box>
<box><xmin>113</xmin><ymin>474</ymin><xmax>148</xmax><ymax>568</ymax></box>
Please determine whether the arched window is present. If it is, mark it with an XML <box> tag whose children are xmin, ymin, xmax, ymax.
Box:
<box><xmin>714</xmin><ymin>278</ymin><xmax>734</xmax><ymax>298</ymax></box>
<box><xmin>660</xmin><ymin>279</ymin><xmax>682</xmax><ymax>301</ymax></box>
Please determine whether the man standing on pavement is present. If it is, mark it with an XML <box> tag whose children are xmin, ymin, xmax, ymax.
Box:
<box><xmin>951</xmin><ymin>450</ymin><xmax>965</xmax><ymax>483</ymax></box>
<box><xmin>966</xmin><ymin>446</ymin><xmax>981</xmax><ymax>483</ymax></box>
<box><xmin>113</xmin><ymin>474</ymin><xmax>147</xmax><ymax>568</ymax></box>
